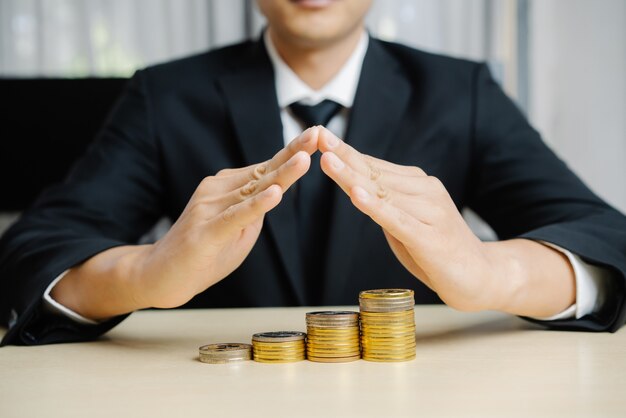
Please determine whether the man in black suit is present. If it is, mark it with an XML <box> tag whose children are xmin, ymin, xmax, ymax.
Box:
<box><xmin>1</xmin><ymin>0</ymin><xmax>625</xmax><ymax>345</ymax></box>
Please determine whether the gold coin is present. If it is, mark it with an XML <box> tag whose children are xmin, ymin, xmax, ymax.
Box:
<box><xmin>307</xmin><ymin>333</ymin><xmax>359</xmax><ymax>339</ymax></box>
<box><xmin>254</xmin><ymin>357</ymin><xmax>305</xmax><ymax>363</ymax></box>
<box><xmin>361</xmin><ymin>348</ymin><xmax>416</xmax><ymax>355</ymax></box>
<box><xmin>306</xmin><ymin>311</ymin><xmax>359</xmax><ymax>324</ymax></box>
<box><xmin>360</xmin><ymin>319</ymin><xmax>414</xmax><ymax>325</ymax></box>
<box><xmin>254</xmin><ymin>356</ymin><xmax>306</xmax><ymax>360</ymax></box>
<box><xmin>306</xmin><ymin>324</ymin><xmax>359</xmax><ymax>328</ymax></box>
<box><xmin>252</xmin><ymin>349</ymin><xmax>306</xmax><ymax>355</ymax></box>
<box><xmin>307</xmin><ymin>348</ymin><xmax>361</xmax><ymax>354</ymax></box>
<box><xmin>361</xmin><ymin>330</ymin><xmax>415</xmax><ymax>336</ymax></box>
<box><xmin>361</xmin><ymin>320</ymin><xmax>415</xmax><ymax>325</ymax></box>
<box><xmin>362</xmin><ymin>328</ymin><xmax>414</xmax><ymax>333</ymax></box>
<box><xmin>361</xmin><ymin>324</ymin><xmax>416</xmax><ymax>330</ymax></box>
<box><xmin>306</xmin><ymin>321</ymin><xmax>359</xmax><ymax>327</ymax></box>
<box><xmin>361</xmin><ymin>335</ymin><xmax>416</xmax><ymax>341</ymax></box>
<box><xmin>360</xmin><ymin>322</ymin><xmax>415</xmax><ymax>328</ymax></box>
<box><xmin>359</xmin><ymin>300</ymin><xmax>414</xmax><ymax>306</ymax></box>
<box><xmin>307</xmin><ymin>317</ymin><xmax>358</xmax><ymax>323</ymax></box>
<box><xmin>362</xmin><ymin>344</ymin><xmax>416</xmax><ymax>350</ymax></box>
<box><xmin>359</xmin><ymin>289</ymin><xmax>414</xmax><ymax>299</ymax></box>
<box><xmin>307</xmin><ymin>333</ymin><xmax>359</xmax><ymax>338</ymax></box>
<box><xmin>307</xmin><ymin>355</ymin><xmax>361</xmax><ymax>363</ymax></box>
<box><xmin>252</xmin><ymin>343</ymin><xmax>305</xmax><ymax>349</ymax></box>
<box><xmin>361</xmin><ymin>337</ymin><xmax>415</xmax><ymax>343</ymax></box>
<box><xmin>307</xmin><ymin>336</ymin><xmax>360</xmax><ymax>342</ymax></box>
<box><xmin>360</xmin><ymin>310</ymin><xmax>414</xmax><ymax>317</ymax></box>
<box><xmin>362</xmin><ymin>350</ymin><xmax>416</xmax><ymax>356</ymax></box>
<box><xmin>308</xmin><ymin>352</ymin><xmax>361</xmax><ymax>359</ymax></box>
<box><xmin>306</xmin><ymin>341</ymin><xmax>360</xmax><ymax>348</ymax></box>
<box><xmin>252</xmin><ymin>347</ymin><xmax>305</xmax><ymax>355</ymax></box>
<box><xmin>360</xmin><ymin>310</ymin><xmax>414</xmax><ymax>316</ymax></box>
<box><xmin>307</xmin><ymin>327</ymin><xmax>359</xmax><ymax>333</ymax></box>
<box><xmin>253</xmin><ymin>346</ymin><xmax>305</xmax><ymax>352</ymax></box>
<box><xmin>307</xmin><ymin>346</ymin><xmax>361</xmax><ymax>353</ymax></box>
<box><xmin>361</xmin><ymin>338</ymin><xmax>416</xmax><ymax>345</ymax></box>
<box><xmin>362</xmin><ymin>344</ymin><xmax>416</xmax><ymax>352</ymax></box>
<box><xmin>361</xmin><ymin>319</ymin><xmax>414</xmax><ymax>324</ymax></box>
<box><xmin>362</xmin><ymin>355</ymin><xmax>416</xmax><ymax>363</ymax></box>
<box><xmin>360</xmin><ymin>316</ymin><xmax>414</xmax><ymax>321</ymax></box>
<box><xmin>361</xmin><ymin>331</ymin><xmax>416</xmax><ymax>337</ymax></box>
<box><xmin>362</xmin><ymin>350</ymin><xmax>416</xmax><ymax>357</ymax></box>
<box><xmin>252</xmin><ymin>341</ymin><xmax>306</xmax><ymax>348</ymax></box>
<box><xmin>307</xmin><ymin>344</ymin><xmax>360</xmax><ymax>349</ymax></box>
<box><xmin>361</xmin><ymin>333</ymin><xmax>416</xmax><ymax>339</ymax></box>
<box><xmin>253</xmin><ymin>352</ymin><xmax>306</xmax><ymax>360</ymax></box>
<box><xmin>359</xmin><ymin>302</ymin><xmax>415</xmax><ymax>312</ymax></box>
<box><xmin>307</xmin><ymin>348</ymin><xmax>361</xmax><ymax>355</ymax></box>
<box><xmin>361</xmin><ymin>343</ymin><xmax>415</xmax><ymax>350</ymax></box>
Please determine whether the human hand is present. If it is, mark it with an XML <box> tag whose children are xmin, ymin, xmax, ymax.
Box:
<box><xmin>134</xmin><ymin>127</ymin><xmax>319</xmax><ymax>309</ymax></box>
<box><xmin>317</xmin><ymin>127</ymin><xmax>503</xmax><ymax>312</ymax></box>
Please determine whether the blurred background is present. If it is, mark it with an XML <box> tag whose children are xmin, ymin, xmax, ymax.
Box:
<box><xmin>0</xmin><ymin>0</ymin><xmax>624</xmax><ymax>237</ymax></box>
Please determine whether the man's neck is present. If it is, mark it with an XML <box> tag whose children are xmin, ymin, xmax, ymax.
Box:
<box><xmin>267</xmin><ymin>27</ymin><xmax>365</xmax><ymax>90</ymax></box>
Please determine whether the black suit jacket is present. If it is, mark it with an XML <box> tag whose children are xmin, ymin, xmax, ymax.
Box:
<box><xmin>2</xmin><ymin>37</ymin><xmax>626</xmax><ymax>345</ymax></box>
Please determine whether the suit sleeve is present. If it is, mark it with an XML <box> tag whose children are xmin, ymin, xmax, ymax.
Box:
<box><xmin>466</xmin><ymin>63</ymin><xmax>626</xmax><ymax>332</ymax></box>
<box><xmin>0</xmin><ymin>70</ymin><xmax>164</xmax><ymax>345</ymax></box>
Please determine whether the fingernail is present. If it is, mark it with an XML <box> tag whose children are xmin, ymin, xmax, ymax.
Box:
<box><xmin>353</xmin><ymin>187</ymin><xmax>370</xmax><ymax>202</ymax></box>
<box><xmin>327</xmin><ymin>153</ymin><xmax>344</xmax><ymax>170</ymax></box>
<box><xmin>326</xmin><ymin>134</ymin><xmax>338</xmax><ymax>148</ymax></box>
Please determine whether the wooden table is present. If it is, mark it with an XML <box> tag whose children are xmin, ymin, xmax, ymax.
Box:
<box><xmin>1</xmin><ymin>306</ymin><xmax>624</xmax><ymax>417</ymax></box>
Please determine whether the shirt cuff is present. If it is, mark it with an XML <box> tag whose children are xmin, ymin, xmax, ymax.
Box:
<box><xmin>532</xmin><ymin>242</ymin><xmax>609</xmax><ymax>321</ymax></box>
<box><xmin>43</xmin><ymin>270</ymin><xmax>100</xmax><ymax>325</ymax></box>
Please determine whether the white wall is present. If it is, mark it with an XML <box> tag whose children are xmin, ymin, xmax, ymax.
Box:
<box><xmin>529</xmin><ymin>0</ymin><xmax>626</xmax><ymax>213</ymax></box>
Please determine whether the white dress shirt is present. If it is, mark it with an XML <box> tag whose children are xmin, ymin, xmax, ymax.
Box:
<box><xmin>43</xmin><ymin>31</ymin><xmax>608</xmax><ymax>324</ymax></box>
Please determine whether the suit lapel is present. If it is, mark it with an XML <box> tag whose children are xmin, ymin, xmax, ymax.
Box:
<box><xmin>323</xmin><ymin>39</ymin><xmax>412</xmax><ymax>303</ymax></box>
<box><xmin>218</xmin><ymin>41</ymin><xmax>306</xmax><ymax>305</ymax></box>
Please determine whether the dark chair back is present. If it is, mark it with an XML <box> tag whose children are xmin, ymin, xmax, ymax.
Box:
<box><xmin>0</xmin><ymin>78</ymin><xmax>127</xmax><ymax>211</ymax></box>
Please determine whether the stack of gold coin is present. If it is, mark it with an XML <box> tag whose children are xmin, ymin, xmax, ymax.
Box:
<box><xmin>359</xmin><ymin>289</ymin><xmax>416</xmax><ymax>362</ymax></box>
<box><xmin>251</xmin><ymin>331</ymin><xmax>306</xmax><ymax>363</ymax></box>
<box><xmin>198</xmin><ymin>343</ymin><xmax>252</xmax><ymax>364</ymax></box>
<box><xmin>305</xmin><ymin>311</ymin><xmax>361</xmax><ymax>363</ymax></box>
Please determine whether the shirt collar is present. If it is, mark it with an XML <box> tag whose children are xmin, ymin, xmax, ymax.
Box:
<box><xmin>264</xmin><ymin>30</ymin><xmax>369</xmax><ymax>109</ymax></box>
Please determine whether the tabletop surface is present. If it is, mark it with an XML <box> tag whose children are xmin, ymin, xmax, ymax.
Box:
<box><xmin>1</xmin><ymin>306</ymin><xmax>624</xmax><ymax>418</ymax></box>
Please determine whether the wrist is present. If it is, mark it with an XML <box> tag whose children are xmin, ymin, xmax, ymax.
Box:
<box><xmin>118</xmin><ymin>244</ymin><xmax>154</xmax><ymax>311</ymax></box>
<box><xmin>481</xmin><ymin>241</ymin><xmax>526</xmax><ymax>313</ymax></box>
<box><xmin>481</xmin><ymin>239</ymin><xmax>576</xmax><ymax>317</ymax></box>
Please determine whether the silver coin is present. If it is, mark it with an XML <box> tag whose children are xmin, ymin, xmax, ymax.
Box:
<box><xmin>252</xmin><ymin>331</ymin><xmax>307</xmax><ymax>342</ymax></box>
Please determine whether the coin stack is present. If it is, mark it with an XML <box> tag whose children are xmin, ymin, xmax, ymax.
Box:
<box><xmin>359</xmin><ymin>289</ymin><xmax>416</xmax><ymax>362</ymax></box>
<box><xmin>305</xmin><ymin>311</ymin><xmax>361</xmax><ymax>363</ymax></box>
<box><xmin>198</xmin><ymin>343</ymin><xmax>252</xmax><ymax>364</ymax></box>
<box><xmin>251</xmin><ymin>331</ymin><xmax>307</xmax><ymax>363</ymax></box>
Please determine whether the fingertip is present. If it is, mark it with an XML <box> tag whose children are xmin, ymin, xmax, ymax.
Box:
<box><xmin>299</xmin><ymin>127</ymin><xmax>313</xmax><ymax>143</ymax></box>
<box><xmin>295</xmin><ymin>150</ymin><xmax>310</xmax><ymax>160</ymax></box>
<box><xmin>300</xmin><ymin>151</ymin><xmax>312</xmax><ymax>171</ymax></box>
<box><xmin>318</xmin><ymin>127</ymin><xmax>340</xmax><ymax>152</ymax></box>
<box><xmin>287</xmin><ymin>151</ymin><xmax>312</xmax><ymax>176</ymax></box>
<box><xmin>320</xmin><ymin>151</ymin><xmax>344</xmax><ymax>171</ymax></box>
<box><xmin>300</xmin><ymin>126</ymin><xmax>319</xmax><ymax>148</ymax></box>
<box><xmin>259</xmin><ymin>184</ymin><xmax>280</xmax><ymax>207</ymax></box>
<box><xmin>265</xmin><ymin>183</ymin><xmax>282</xmax><ymax>198</ymax></box>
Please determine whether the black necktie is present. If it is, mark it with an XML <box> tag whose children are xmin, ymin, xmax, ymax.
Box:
<box><xmin>289</xmin><ymin>99</ymin><xmax>342</xmax><ymax>304</ymax></box>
